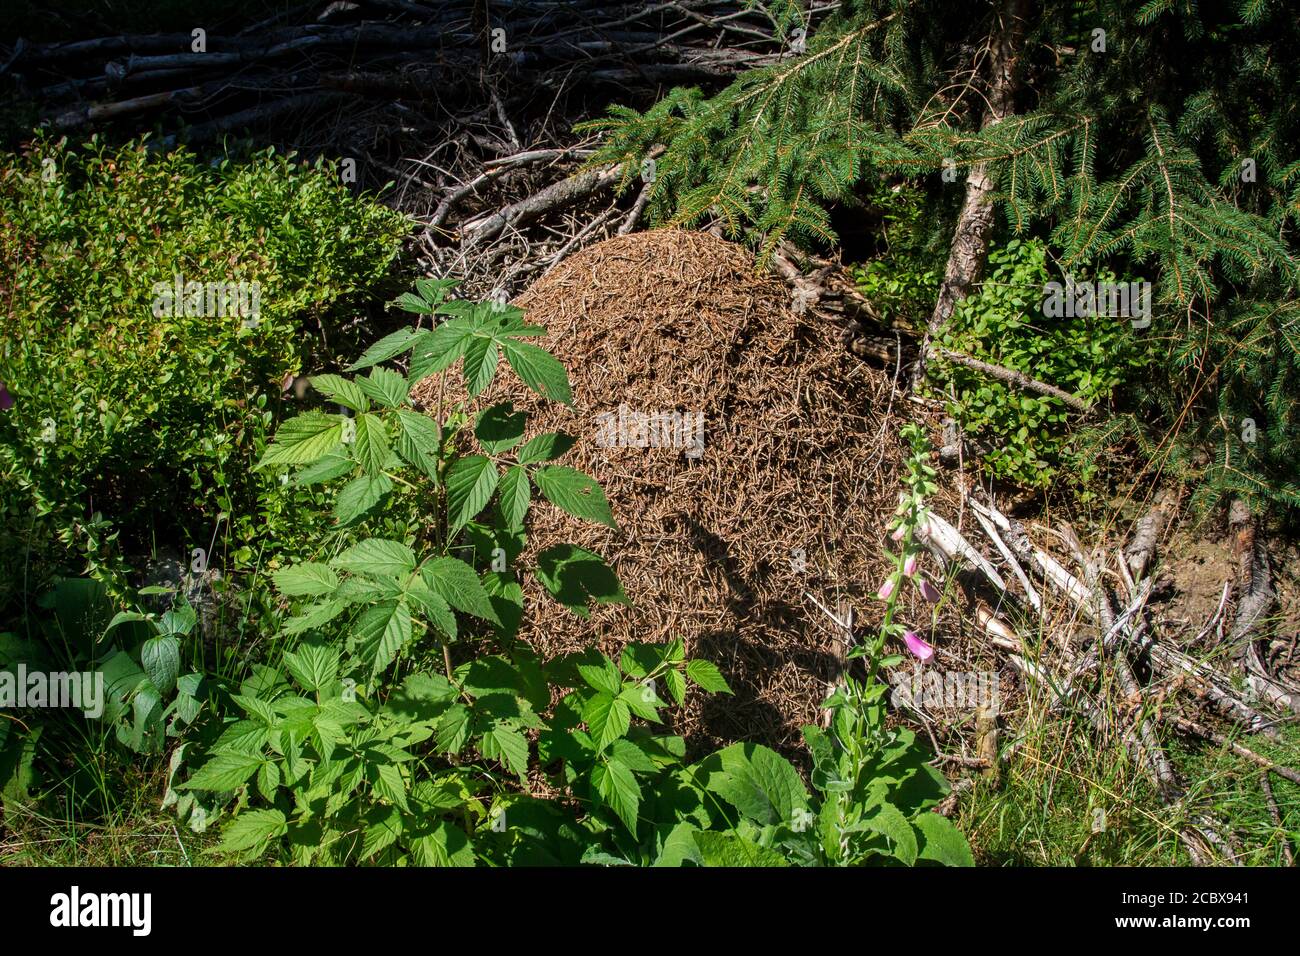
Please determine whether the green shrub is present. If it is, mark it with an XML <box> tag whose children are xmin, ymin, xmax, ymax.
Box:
<box><xmin>0</xmin><ymin>137</ymin><xmax>410</xmax><ymax>595</ymax></box>
<box><xmin>161</xmin><ymin>287</ymin><xmax>969</xmax><ymax>866</ymax></box>
<box><xmin>928</xmin><ymin>239</ymin><xmax>1151</xmax><ymax>489</ymax></box>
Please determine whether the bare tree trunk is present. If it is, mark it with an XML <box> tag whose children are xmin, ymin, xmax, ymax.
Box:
<box><xmin>913</xmin><ymin>0</ymin><xmax>1031</xmax><ymax>387</ymax></box>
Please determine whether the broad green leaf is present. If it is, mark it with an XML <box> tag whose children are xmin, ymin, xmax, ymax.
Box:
<box><xmin>140</xmin><ymin>635</ymin><xmax>180</xmax><ymax>696</ymax></box>
<box><xmin>408</xmin><ymin>318</ymin><xmax>475</xmax><ymax>381</ymax></box>
<box><xmin>436</xmin><ymin>704</ymin><xmax>471</xmax><ymax>753</ymax></box>
<box><xmin>310</xmin><ymin>374</ymin><xmax>370</xmax><ymax>413</ymax></box>
<box><xmin>354</xmin><ymin>413</ymin><xmax>392</xmax><ymax>475</ymax></box>
<box><xmin>915</xmin><ymin>812</ymin><xmax>975</xmax><ymax>867</ymax></box>
<box><xmin>354</xmin><ymin>600</ymin><xmax>413</xmax><ymax>676</ymax></box>
<box><xmin>663</xmin><ymin>667</ymin><xmax>686</xmax><ymax>706</ymax></box>
<box><xmin>862</xmin><ymin>801</ymin><xmax>918</xmax><ymax>865</ymax></box>
<box><xmin>371</xmin><ymin>761</ymin><xmax>409</xmax><ymax>811</ymax></box>
<box><xmin>692</xmin><ymin>830</ymin><xmax>789</xmax><ymax>867</ymax></box>
<box><xmin>410</xmin><ymin>821</ymin><xmax>475</xmax><ymax>867</ymax></box>
<box><xmin>294</xmin><ymin>452</ymin><xmax>354</xmax><ymax>486</ymax></box>
<box><xmin>479</xmin><ymin>725</ymin><xmax>529</xmax><ymax>780</ymax></box>
<box><xmin>694</xmin><ymin>742</ymin><xmax>809</xmax><ymax>827</ymax></box>
<box><xmin>583</xmin><ymin>692</ymin><xmax>630</xmax><ymax>751</ymax></box>
<box><xmin>463</xmin><ymin>336</ymin><xmax>499</xmax><ymax>396</ymax></box>
<box><xmin>515</xmin><ymin>431</ymin><xmax>575</xmax><ymax>465</ymax></box>
<box><xmin>362</xmin><ymin>807</ymin><xmax>404</xmax><ymax>859</ymax></box>
<box><xmin>394</xmin><ymin>409</ymin><xmax>443</xmax><ymax>481</ymax></box>
<box><xmin>214</xmin><ymin>809</ymin><xmax>287</xmax><ymax>855</ymax></box>
<box><xmin>282</xmin><ymin>600</ymin><xmax>347</xmax><ymax>635</ymax></box>
<box><xmin>283</xmin><ymin>644</ymin><xmax>340</xmax><ymax>693</ymax></box>
<box><xmin>592</xmin><ymin>758</ymin><xmax>641</xmax><ymax>835</ymax></box>
<box><xmin>406</xmin><ymin>580</ymin><xmax>458</xmax><ymax>640</ymax></box>
<box><xmin>332</xmin><ymin>539</ymin><xmax>417</xmax><ymax>577</ymax></box>
<box><xmin>502</xmin><ymin>339</ymin><xmax>573</xmax><ymax>405</ymax></box>
<box><xmin>685</xmin><ymin>659</ymin><xmax>732</xmax><ymax>694</ymax></box>
<box><xmin>357</xmin><ymin>367</ymin><xmax>411</xmax><ymax>408</ymax></box>
<box><xmin>334</xmin><ymin>473</ymin><xmax>392</xmax><ymax>525</ymax></box>
<box><xmin>445</xmin><ymin>455</ymin><xmax>500</xmax><ymax>532</ymax></box>
<box><xmin>395</xmin><ymin>291</ymin><xmax>433</xmax><ymax>314</ymax></box>
<box><xmin>272</xmin><ymin>562</ymin><xmax>340</xmax><ymax>597</ymax></box>
<box><xmin>181</xmin><ymin>753</ymin><xmax>264</xmax><ymax>791</ymax></box>
<box><xmin>496</xmin><ymin>465</ymin><xmax>530</xmax><ymax>530</ymax></box>
<box><xmin>534</xmin><ymin>466</ymin><xmax>615</xmax><ymax>527</ymax></box>
<box><xmin>348</xmin><ymin>327</ymin><xmax>422</xmax><ymax>370</ymax></box>
<box><xmin>577</xmin><ymin>660</ymin><xmax>622</xmax><ymax>695</ymax></box>
<box><xmin>257</xmin><ymin>412</ymin><xmax>344</xmax><ymax>468</ymax></box>
<box><xmin>421</xmin><ymin>557</ymin><xmax>500</xmax><ymax>624</ymax></box>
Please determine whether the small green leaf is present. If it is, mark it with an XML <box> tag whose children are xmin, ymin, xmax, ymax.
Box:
<box><xmin>685</xmin><ymin>659</ymin><xmax>732</xmax><ymax>694</ymax></box>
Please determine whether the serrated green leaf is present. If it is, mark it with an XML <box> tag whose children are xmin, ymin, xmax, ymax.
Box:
<box><xmin>685</xmin><ymin>659</ymin><xmax>732</xmax><ymax>694</ymax></box>
<box><xmin>516</xmin><ymin>431</ymin><xmax>576</xmax><ymax>465</ymax></box>
<box><xmin>446</xmin><ymin>455</ymin><xmax>500</xmax><ymax>532</ymax></box>
<box><xmin>283</xmin><ymin>644</ymin><xmax>340</xmax><ymax>693</ymax></box>
<box><xmin>356</xmin><ymin>367</ymin><xmax>411</xmax><ymax>408</ymax></box>
<box><xmin>310</xmin><ymin>374</ymin><xmax>370</xmax><ymax>413</ymax></box>
<box><xmin>354</xmin><ymin>599</ymin><xmax>413</xmax><ymax>676</ymax></box>
<box><xmin>273</xmin><ymin>562</ymin><xmax>340</xmax><ymax>597</ymax></box>
<box><xmin>496</xmin><ymin>465</ymin><xmax>531</xmax><ymax>530</ymax></box>
<box><xmin>332</xmin><ymin>538</ymin><xmax>417</xmax><ymax>577</ymax></box>
<box><xmin>463</xmin><ymin>336</ymin><xmax>499</xmax><ymax>396</ymax></box>
<box><xmin>394</xmin><ymin>409</ymin><xmax>443</xmax><ymax>481</ymax></box>
<box><xmin>334</xmin><ymin>473</ymin><xmax>393</xmax><ymax>525</ymax></box>
<box><xmin>421</xmin><ymin>557</ymin><xmax>500</xmax><ymax>624</ymax></box>
<box><xmin>534</xmin><ymin>466</ymin><xmax>615</xmax><ymax>527</ymax></box>
<box><xmin>408</xmin><ymin>318</ymin><xmax>475</xmax><ymax>380</ymax></box>
<box><xmin>502</xmin><ymin>339</ymin><xmax>573</xmax><ymax>405</ymax></box>
<box><xmin>592</xmin><ymin>758</ymin><xmax>641</xmax><ymax>835</ymax></box>
<box><xmin>214</xmin><ymin>809</ymin><xmax>286</xmax><ymax>855</ymax></box>
<box><xmin>181</xmin><ymin>753</ymin><xmax>263</xmax><ymax>791</ymax></box>
<box><xmin>475</xmin><ymin>402</ymin><xmax>526</xmax><ymax>454</ymax></box>
<box><xmin>348</xmin><ymin>327</ymin><xmax>422</xmax><ymax>371</ymax></box>
<box><xmin>257</xmin><ymin>413</ymin><xmax>345</xmax><ymax>468</ymax></box>
<box><xmin>354</xmin><ymin>413</ymin><xmax>392</xmax><ymax>475</ymax></box>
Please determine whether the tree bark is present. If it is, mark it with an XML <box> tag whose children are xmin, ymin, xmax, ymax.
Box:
<box><xmin>914</xmin><ymin>0</ymin><xmax>1031</xmax><ymax>386</ymax></box>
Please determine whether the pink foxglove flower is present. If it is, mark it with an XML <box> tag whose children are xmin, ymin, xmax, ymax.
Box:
<box><xmin>0</xmin><ymin>384</ymin><xmax>11</xmax><ymax>411</ymax></box>
<box><xmin>918</xmin><ymin>576</ymin><xmax>942</xmax><ymax>604</ymax></box>
<box><xmin>877</xmin><ymin>576</ymin><xmax>896</xmax><ymax>601</ymax></box>
<box><xmin>903</xmin><ymin>631</ymin><xmax>934</xmax><ymax>661</ymax></box>
<box><xmin>891</xmin><ymin>524</ymin><xmax>906</xmax><ymax>541</ymax></box>
<box><xmin>903</xmin><ymin>553</ymin><xmax>918</xmax><ymax>577</ymax></box>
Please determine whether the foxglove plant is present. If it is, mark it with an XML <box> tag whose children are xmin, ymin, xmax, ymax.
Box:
<box><xmin>866</xmin><ymin>422</ymin><xmax>942</xmax><ymax>684</ymax></box>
